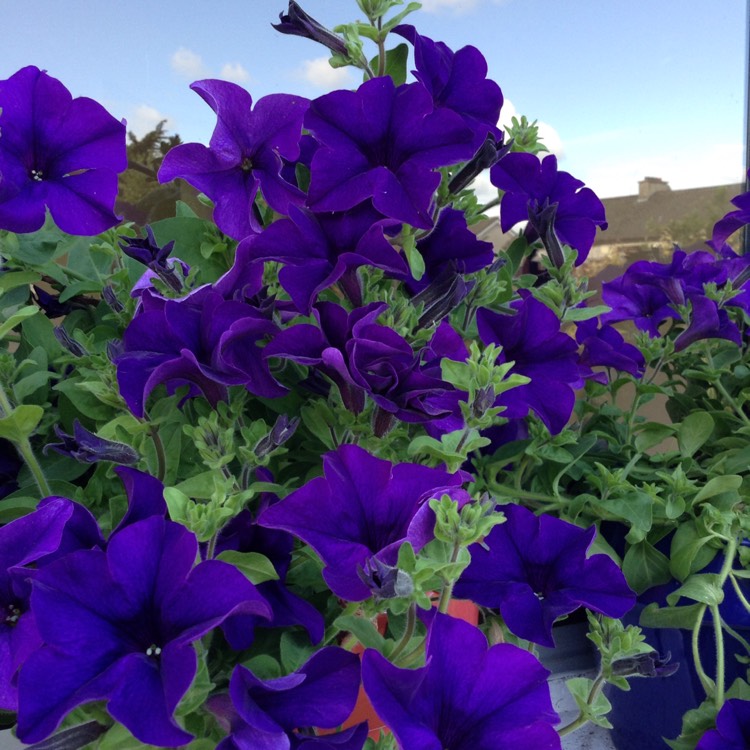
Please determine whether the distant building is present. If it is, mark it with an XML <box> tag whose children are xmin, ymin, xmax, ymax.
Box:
<box><xmin>584</xmin><ymin>177</ymin><xmax>742</xmax><ymax>284</ymax></box>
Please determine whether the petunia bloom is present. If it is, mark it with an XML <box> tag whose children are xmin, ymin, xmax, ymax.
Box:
<box><xmin>0</xmin><ymin>66</ymin><xmax>126</xmax><ymax>234</ymax></box>
<box><xmin>209</xmin><ymin>647</ymin><xmax>365</xmax><ymax>750</ymax></box>
<box><xmin>158</xmin><ymin>79</ymin><xmax>309</xmax><ymax>240</ymax></box>
<box><xmin>454</xmin><ymin>504</ymin><xmax>635</xmax><ymax>647</ymax></box>
<box><xmin>115</xmin><ymin>286</ymin><xmax>285</xmax><ymax>417</ymax></box>
<box><xmin>696</xmin><ymin>698</ymin><xmax>750</xmax><ymax>750</ymax></box>
<box><xmin>476</xmin><ymin>295</ymin><xmax>582</xmax><ymax>434</ymax></box>
<box><xmin>305</xmin><ymin>76</ymin><xmax>474</xmax><ymax>228</ymax></box>
<box><xmin>258</xmin><ymin>444</ymin><xmax>467</xmax><ymax>602</ymax></box>
<box><xmin>576</xmin><ymin>318</ymin><xmax>646</xmax><ymax>383</ymax></box>
<box><xmin>234</xmin><ymin>203</ymin><xmax>405</xmax><ymax>312</ymax></box>
<box><xmin>490</xmin><ymin>152</ymin><xmax>607</xmax><ymax>266</ymax></box>
<box><xmin>16</xmin><ymin>515</ymin><xmax>271</xmax><ymax>746</ymax></box>
<box><xmin>393</xmin><ymin>25</ymin><xmax>504</xmax><ymax>149</ymax></box>
<box><xmin>0</xmin><ymin>499</ymin><xmax>73</xmax><ymax>710</ymax></box>
<box><xmin>362</xmin><ymin>612</ymin><xmax>561</xmax><ymax>750</ymax></box>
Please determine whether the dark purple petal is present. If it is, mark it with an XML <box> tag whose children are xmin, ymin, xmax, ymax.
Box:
<box><xmin>455</xmin><ymin>505</ymin><xmax>635</xmax><ymax>646</ymax></box>
<box><xmin>259</xmin><ymin>445</ymin><xmax>465</xmax><ymax>601</ymax></box>
<box><xmin>362</xmin><ymin>613</ymin><xmax>560</xmax><ymax>750</ymax></box>
<box><xmin>0</xmin><ymin>66</ymin><xmax>125</xmax><ymax>235</ymax></box>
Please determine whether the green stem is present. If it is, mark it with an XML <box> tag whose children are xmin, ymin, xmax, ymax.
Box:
<box><xmin>390</xmin><ymin>602</ymin><xmax>417</xmax><ymax>663</ymax></box>
<box><xmin>557</xmin><ymin>673</ymin><xmax>606</xmax><ymax>737</ymax></box>
<box><xmin>206</xmin><ymin>533</ymin><xmax>218</xmax><ymax>561</ymax></box>
<box><xmin>477</xmin><ymin>196</ymin><xmax>501</xmax><ymax>214</ymax></box>
<box><xmin>711</xmin><ymin>604</ymin><xmax>726</xmax><ymax>707</ymax></box>
<box><xmin>705</xmin><ymin>345</ymin><xmax>750</xmax><ymax>426</ymax></box>
<box><xmin>0</xmin><ymin>381</ymin><xmax>51</xmax><ymax>497</ymax></box>
<box><xmin>691</xmin><ymin>603</ymin><xmax>715</xmax><ymax>695</ymax></box>
<box><xmin>376</xmin><ymin>18</ymin><xmax>385</xmax><ymax>77</ymax></box>
<box><xmin>148</xmin><ymin>424</ymin><xmax>166</xmax><ymax>482</ymax></box>
<box><xmin>437</xmin><ymin>542</ymin><xmax>462</xmax><ymax>614</ymax></box>
<box><xmin>729</xmin><ymin>572</ymin><xmax>750</xmax><ymax>615</ymax></box>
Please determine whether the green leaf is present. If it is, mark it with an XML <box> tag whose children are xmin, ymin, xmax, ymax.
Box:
<box><xmin>634</xmin><ymin>423</ymin><xmax>676</xmax><ymax>453</ymax></box>
<box><xmin>692</xmin><ymin>475</ymin><xmax>742</xmax><ymax>504</ymax></box>
<box><xmin>622</xmin><ymin>541</ymin><xmax>672</xmax><ymax>594</ymax></box>
<box><xmin>0</xmin><ymin>305</ymin><xmax>38</xmax><ymax>339</ymax></box>
<box><xmin>639</xmin><ymin>601</ymin><xmax>704</xmax><ymax>630</ymax></box>
<box><xmin>606</xmin><ymin>491</ymin><xmax>653</xmax><ymax>535</ymax></box>
<box><xmin>678</xmin><ymin>412</ymin><xmax>714</xmax><ymax>457</ymax></box>
<box><xmin>280</xmin><ymin>629</ymin><xmax>317</xmax><ymax>673</ymax></box>
<box><xmin>370</xmin><ymin>43</ymin><xmax>409</xmax><ymax>86</ymax></box>
<box><xmin>333</xmin><ymin>615</ymin><xmax>386</xmax><ymax>650</ymax></box>
<box><xmin>381</xmin><ymin>2</ymin><xmax>422</xmax><ymax>32</ymax></box>
<box><xmin>667</xmin><ymin>573</ymin><xmax>724</xmax><ymax>607</ymax></box>
<box><xmin>402</xmin><ymin>230</ymin><xmax>425</xmax><ymax>281</ymax></box>
<box><xmin>0</xmin><ymin>404</ymin><xmax>43</xmax><ymax>442</ymax></box>
<box><xmin>669</xmin><ymin>523</ymin><xmax>716</xmax><ymax>581</ymax></box>
<box><xmin>215</xmin><ymin>550</ymin><xmax>280</xmax><ymax>584</ymax></box>
<box><xmin>163</xmin><ymin>487</ymin><xmax>191</xmax><ymax>526</ymax></box>
<box><xmin>0</xmin><ymin>496</ymin><xmax>39</xmax><ymax>523</ymax></box>
<box><xmin>0</xmin><ymin>270</ymin><xmax>39</xmax><ymax>293</ymax></box>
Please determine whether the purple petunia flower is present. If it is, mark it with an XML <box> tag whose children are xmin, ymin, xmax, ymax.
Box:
<box><xmin>234</xmin><ymin>203</ymin><xmax>406</xmax><ymax>312</ymax></box>
<box><xmin>490</xmin><ymin>152</ymin><xmax>607</xmax><ymax>266</ymax></box>
<box><xmin>0</xmin><ymin>66</ymin><xmax>126</xmax><ymax>235</ymax></box>
<box><xmin>396</xmin><ymin>207</ymin><xmax>495</xmax><ymax>294</ymax></box>
<box><xmin>209</xmin><ymin>647</ymin><xmax>366</xmax><ymax>750</ymax></box>
<box><xmin>362</xmin><ymin>612</ymin><xmax>561</xmax><ymax>750</ymax></box>
<box><xmin>696</xmin><ymin>698</ymin><xmax>750</xmax><ymax>750</ymax></box>
<box><xmin>115</xmin><ymin>286</ymin><xmax>285</xmax><ymax>417</ymax></box>
<box><xmin>576</xmin><ymin>318</ymin><xmax>646</xmax><ymax>383</ymax></box>
<box><xmin>393</xmin><ymin>25</ymin><xmax>504</xmax><ymax>149</ymax></box>
<box><xmin>709</xmin><ymin>180</ymin><xmax>750</xmax><ymax>255</ymax></box>
<box><xmin>477</xmin><ymin>295</ymin><xmax>583</xmax><ymax>434</ymax></box>
<box><xmin>272</xmin><ymin>1</ymin><xmax>349</xmax><ymax>58</ymax></box>
<box><xmin>158</xmin><ymin>80</ymin><xmax>309</xmax><ymax>240</ymax></box>
<box><xmin>305</xmin><ymin>76</ymin><xmax>474</xmax><ymax>229</ymax></box>
<box><xmin>215</xmin><ymin>505</ymin><xmax>324</xmax><ymax>650</ymax></box>
<box><xmin>16</xmin><ymin>515</ymin><xmax>271</xmax><ymax>746</ymax></box>
<box><xmin>0</xmin><ymin>499</ymin><xmax>72</xmax><ymax>710</ymax></box>
<box><xmin>454</xmin><ymin>504</ymin><xmax>635</xmax><ymax>647</ymax></box>
<box><xmin>258</xmin><ymin>444</ymin><xmax>467</xmax><ymax>602</ymax></box>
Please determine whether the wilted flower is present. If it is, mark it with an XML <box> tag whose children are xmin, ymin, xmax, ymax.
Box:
<box><xmin>44</xmin><ymin>420</ymin><xmax>139</xmax><ymax>465</ymax></box>
<box><xmin>0</xmin><ymin>66</ymin><xmax>126</xmax><ymax>234</ymax></box>
<box><xmin>611</xmin><ymin>650</ymin><xmax>678</xmax><ymax>679</ymax></box>
<box><xmin>272</xmin><ymin>1</ymin><xmax>349</xmax><ymax>58</ymax></box>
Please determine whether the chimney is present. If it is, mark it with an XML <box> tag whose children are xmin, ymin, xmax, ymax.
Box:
<box><xmin>638</xmin><ymin>176</ymin><xmax>671</xmax><ymax>201</ymax></box>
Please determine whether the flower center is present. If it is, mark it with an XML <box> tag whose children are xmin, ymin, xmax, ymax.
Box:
<box><xmin>145</xmin><ymin>644</ymin><xmax>162</xmax><ymax>658</ymax></box>
<box><xmin>240</xmin><ymin>157</ymin><xmax>253</xmax><ymax>172</ymax></box>
<box><xmin>4</xmin><ymin>603</ymin><xmax>21</xmax><ymax>627</ymax></box>
<box><xmin>30</xmin><ymin>169</ymin><xmax>44</xmax><ymax>182</ymax></box>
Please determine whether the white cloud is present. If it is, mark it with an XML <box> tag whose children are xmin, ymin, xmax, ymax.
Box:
<box><xmin>127</xmin><ymin>104</ymin><xmax>174</xmax><ymax>139</ymax></box>
<box><xmin>582</xmin><ymin>142</ymin><xmax>744</xmax><ymax>199</ymax></box>
<box><xmin>170</xmin><ymin>47</ymin><xmax>209</xmax><ymax>79</ymax></box>
<box><xmin>219</xmin><ymin>62</ymin><xmax>251</xmax><ymax>84</ymax></box>
<box><xmin>299</xmin><ymin>57</ymin><xmax>355</xmax><ymax>89</ymax></box>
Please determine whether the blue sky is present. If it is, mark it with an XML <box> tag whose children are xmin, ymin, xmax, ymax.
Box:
<box><xmin>2</xmin><ymin>0</ymin><xmax>746</xmax><ymax>198</ymax></box>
